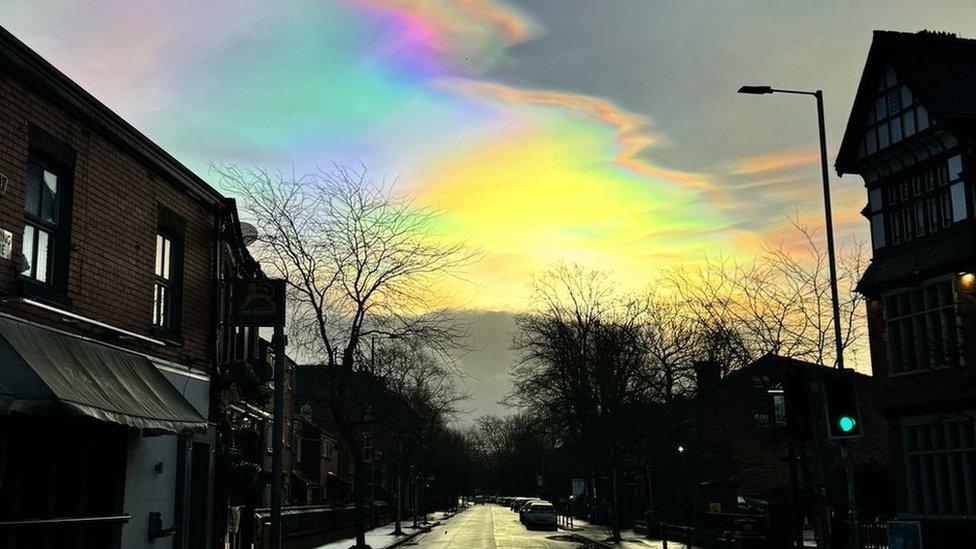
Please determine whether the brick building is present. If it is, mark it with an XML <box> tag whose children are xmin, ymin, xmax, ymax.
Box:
<box><xmin>835</xmin><ymin>29</ymin><xmax>976</xmax><ymax>543</ymax></box>
<box><xmin>639</xmin><ymin>356</ymin><xmax>891</xmax><ymax>517</ymax></box>
<box><xmin>0</xmin><ymin>25</ymin><xmax>261</xmax><ymax>549</ymax></box>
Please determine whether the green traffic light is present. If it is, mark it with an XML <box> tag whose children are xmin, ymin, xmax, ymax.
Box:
<box><xmin>838</xmin><ymin>416</ymin><xmax>856</xmax><ymax>433</ymax></box>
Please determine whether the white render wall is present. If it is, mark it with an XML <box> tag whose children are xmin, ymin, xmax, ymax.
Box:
<box><xmin>121</xmin><ymin>368</ymin><xmax>209</xmax><ymax>549</ymax></box>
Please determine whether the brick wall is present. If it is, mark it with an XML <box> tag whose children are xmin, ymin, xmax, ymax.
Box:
<box><xmin>0</xmin><ymin>69</ymin><xmax>217</xmax><ymax>370</ymax></box>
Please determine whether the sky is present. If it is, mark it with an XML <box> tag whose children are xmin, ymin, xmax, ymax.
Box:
<box><xmin>5</xmin><ymin>0</ymin><xmax>976</xmax><ymax>419</ymax></box>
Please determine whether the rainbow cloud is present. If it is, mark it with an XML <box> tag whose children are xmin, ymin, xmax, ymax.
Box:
<box><xmin>446</xmin><ymin>79</ymin><xmax>715</xmax><ymax>191</ymax></box>
<box><xmin>348</xmin><ymin>0</ymin><xmax>539</xmax><ymax>73</ymax></box>
<box><xmin>729</xmin><ymin>149</ymin><xmax>821</xmax><ymax>174</ymax></box>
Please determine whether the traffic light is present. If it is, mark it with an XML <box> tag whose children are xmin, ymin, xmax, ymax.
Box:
<box><xmin>822</xmin><ymin>370</ymin><xmax>863</xmax><ymax>440</ymax></box>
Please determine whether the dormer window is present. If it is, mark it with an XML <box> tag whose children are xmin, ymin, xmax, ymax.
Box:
<box><xmin>858</xmin><ymin>66</ymin><xmax>930</xmax><ymax>159</ymax></box>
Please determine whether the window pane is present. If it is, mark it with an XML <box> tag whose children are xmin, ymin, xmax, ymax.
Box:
<box><xmin>903</xmin><ymin>206</ymin><xmax>915</xmax><ymax>240</ymax></box>
<box><xmin>942</xmin><ymin>189</ymin><xmax>953</xmax><ymax>227</ymax></box>
<box><xmin>918</xmin><ymin>105</ymin><xmax>929</xmax><ymax>130</ymax></box>
<box><xmin>890</xmin><ymin>209</ymin><xmax>901</xmax><ymax>244</ymax></box>
<box><xmin>885</xmin><ymin>66</ymin><xmax>898</xmax><ymax>88</ymax></box>
<box><xmin>891</xmin><ymin>116</ymin><xmax>903</xmax><ymax>143</ymax></box>
<box><xmin>35</xmin><ymin>229</ymin><xmax>49</xmax><ymax>283</ymax></box>
<box><xmin>876</xmin><ymin>96</ymin><xmax>888</xmax><ymax>120</ymax></box>
<box><xmin>888</xmin><ymin>88</ymin><xmax>902</xmax><ymax>114</ymax></box>
<box><xmin>878</xmin><ymin>122</ymin><xmax>890</xmax><ymax>149</ymax></box>
<box><xmin>25</xmin><ymin>164</ymin><xmax>41</xmax><ymax>217</ymax></box>
<box><xmin>901</xmin><ymin>86</ymin><xmax>913</xmax><ymax>107</ymax></box>
<box><xmin>155</xmin><ymin>234</ymin><xmax>164</xmax><ymax>277</ymax></box>
<box><xmin>40</xmin><ymin>170</ymin><xmax>59</xmax><ymax>224</ymax></box>
<box><xmin>20</xmin><ymin>225</ymin><xmax>34</xmax><ymax>277</ymax></box>
<box><xmin>948</xmin><ymin>155</ymin><xmax>964</xmax><ymax>180</ymax></box>
<box><xmin>153</xmin><ymin>284</ymin><xmax>160</xmax><ymax>326</ymax></box>
<box><xmin>950</xmin><ymin>184</ymin><xmax>965</xmax><ymax>222</ymax></box>
<box><xmin>869</xmin><ymin>189</ymin><xmax>883</xmax><ymax>212</ymax></box>
<box><xmin>871</xmin><ymin>213</ymin><xmax>886</xmax><ymax>249</ymax></box>
<box><xmin>903</xmin><ymin>111</ymin><xmax>916</xmax><ymax>137</ymax></box>
<box><xmin>162</xmin><ymin>237</ymin><xmax>171</xmax><ymax>280</ymax></box>
<box><xmin>155</xmin><ymin>284</ymin><xmax>168</xmax><ymax>328</ymax></box>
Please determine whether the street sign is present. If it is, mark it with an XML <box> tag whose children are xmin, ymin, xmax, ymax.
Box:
<box><xmin>230</xmin><ymin>279</ymin><xmax>286</xmax><ymax>327</ymax></box>
<box><xmin>0</xmin><ymin>229</ymin><xmax>12</xmax><ymax>260</ymax></box>
<box><xmin>888</xmin><ymin>520</ymin><xmax>922</xmax><ymax>549</ymax></box>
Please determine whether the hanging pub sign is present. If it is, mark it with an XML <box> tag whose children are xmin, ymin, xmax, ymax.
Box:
<box><xmin>230</xmin><ymin>279</ymin><xmax>286</xmax><ymax>327</ymax></box>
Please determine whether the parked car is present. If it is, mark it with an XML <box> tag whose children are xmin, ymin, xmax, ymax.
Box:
<box><xmin>517</xmin><ymin>499</ymin><xmax>540</xmax><ymax>522</ymax></box>
<box><xmin>511</xmin><ymin>497</ymin><xmax>532</xmax><ymax>512</ymax></box>
<box><xmin>474</xmin><ymin>495</ymin><xmax>485</xmax><ymax>504</ymax></box>
<box><xmin>522</xmin><ymin>501</ymin><xmax>558</xmax><ymax>530</ymax></box>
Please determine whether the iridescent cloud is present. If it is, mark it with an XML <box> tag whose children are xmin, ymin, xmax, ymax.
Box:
<box><xmin>1</xmin><ymin>0</ymin><xmax>819</xmax><ymax>310</ymax></box>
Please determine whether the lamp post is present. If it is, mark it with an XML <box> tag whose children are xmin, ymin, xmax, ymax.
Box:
<box><xmin>737</xmin><ymin>86</ymin><xmax>844</xmax><ymax>371</ymax></box>
<box><xmin>738</xmin><ymin>86</ymin><xmax>855</xmax><ymax>549</ymax></box>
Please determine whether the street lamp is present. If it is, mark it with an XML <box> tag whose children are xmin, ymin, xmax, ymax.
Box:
<box><xmin>737</xmin><ymin>85</ymin><xmax>845</xmax><ymax>371</ymax></box>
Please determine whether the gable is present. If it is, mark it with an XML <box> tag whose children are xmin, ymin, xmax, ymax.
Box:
<box><xmin>856</xmin><ymin>66</ymin><xmax>932</xmax><ymax>160</ymax></box>
<box><xmin>836</xmin><ymin>30</ymin><xmax>976</xmax><ymax>175</ymax></box>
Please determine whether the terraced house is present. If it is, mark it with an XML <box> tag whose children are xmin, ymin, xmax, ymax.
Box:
<box><xmin>836</xmin><ymin>29</ymin><xmax>976</xmax><ymax>545</ymax></box>
<box><xmin>0</xmin><ymin>25</ymin><xmax>263</xmax><ymax>549</ymax></box>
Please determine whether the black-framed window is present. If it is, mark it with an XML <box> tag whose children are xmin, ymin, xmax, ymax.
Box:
<box><xmin>857</xmin><ymin>66</ymin><xmax>931</xmax><ymax>159</ymax></box>
<box><xmin>153</xmin><ymin>232</ymin><xmax>181</xmax><ymax>334</ymax></box>
<box><xmin>867</xmin><ymin>154</ymin><xmax>967</xmax><ymax>249</ymax></box>
<box><xmin>883</xmin><ymin>278</ymin><xmax>960</xmax><ymax>374</ymax></box>
<box><xmin>21</xmin><ymin>155</ymin><xmax>67</xmax><ymax>285</ymax></box>
<box><xmin>902</xmin><ymin>415</ymin><xmax>976</xmax><ymax>517</ymax></box>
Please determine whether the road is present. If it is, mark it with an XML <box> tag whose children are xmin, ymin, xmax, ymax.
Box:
<box><xmin>409</xmin><ymin>504</ymin><xmax>594</xmax><ymax>548</ymax></box>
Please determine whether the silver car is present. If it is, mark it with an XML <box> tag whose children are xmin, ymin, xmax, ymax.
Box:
<box><xmin>521</xmin><ymin>501</ymin><xmax>557</xmax><ymax>529</ymax></box>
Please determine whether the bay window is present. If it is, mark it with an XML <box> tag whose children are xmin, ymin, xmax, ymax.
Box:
<box><xmin>884</xmin><ymin>278</ymin><xmax>960</xmax><ymax>374</ymax></box>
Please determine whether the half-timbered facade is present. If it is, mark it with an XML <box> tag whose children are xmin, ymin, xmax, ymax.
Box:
<box><xmin>836</xmin><ymin>30</ymin><xmax>976</xmax><ymax>542</ymax></box>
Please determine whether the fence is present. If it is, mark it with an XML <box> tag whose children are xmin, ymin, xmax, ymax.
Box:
<box><xmin>248</xmin><ymin>501</ymin><xmax>391</xmax><ymax>549</ymax></box>
<box><xmin>859</xmin><ymin>520</ymin><xmax>888</xmax><ymax>549</ymax></box>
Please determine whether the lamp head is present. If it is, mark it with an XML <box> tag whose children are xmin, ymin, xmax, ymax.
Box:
<box><xmin>738</xmin><ymin>85</ymin><xmax>774</xmax><ymax>95</ymax></box>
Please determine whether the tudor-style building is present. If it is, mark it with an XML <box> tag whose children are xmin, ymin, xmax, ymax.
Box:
<box><xmin>836</xmin><ymin>30</ymin><xmax>976</xmax><ymax>542</ymax></box>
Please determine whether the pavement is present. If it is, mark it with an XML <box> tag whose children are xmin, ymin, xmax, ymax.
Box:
<box><xmin>407</xmin><ymin>503</ymin><xmax>591</xmax><ymax>548</ymax></box>
<box><xmin>557</xmin><ymin>517</ymin><xmax>689</xmax><ymax>549</ymax></box>
<box><xmin>313</xmin><ymin>511</ymin><xmax>454</xmax><ymax>549</ymax></box>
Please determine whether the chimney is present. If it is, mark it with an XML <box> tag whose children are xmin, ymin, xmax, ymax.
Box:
<box><xmin>694</xmin><ymin>361</ymin><xmax>721</xmax><ymax>391</ymax></box>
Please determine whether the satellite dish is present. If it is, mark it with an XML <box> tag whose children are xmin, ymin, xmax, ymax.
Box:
<box><xmin>240</xmin><ymin>222</ymin><xmax>258</xmax><ymax>246</ymax></box>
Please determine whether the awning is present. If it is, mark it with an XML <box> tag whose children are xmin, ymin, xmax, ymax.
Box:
<box><xmin>0</xmin><ymin>316</ymin><xmax>207</xmax><ymax>433</ymax></box>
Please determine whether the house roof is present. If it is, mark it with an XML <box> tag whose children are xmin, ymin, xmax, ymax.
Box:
<box><xmin>0</xmin><ymin>24</ymin><xmax>226</xmax><ymax>208</ymax></box>
<box><xmin>836</xmin><ymin>30</ymin><xmax>976</xmax><ymax>174</ymax></box>
<box><xmin>697</xmin><ymin>353</ymin><xmax>871</xmax><ymax>397</ymax></box>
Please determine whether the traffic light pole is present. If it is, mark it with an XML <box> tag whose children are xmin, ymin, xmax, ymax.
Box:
<box><xmin>271</xmin><ymin>326</ymin><xmax>286</xmax><ymax>549</ymax></box>
<box><xmin>816</xmin><ymin>90</ymin><xmax>859</xmax><ymax>549</ymax></box>
<box><xmin>841</xmin><ymin>443</ymin><xmax>859</xmax><ymax>549</ymax></box>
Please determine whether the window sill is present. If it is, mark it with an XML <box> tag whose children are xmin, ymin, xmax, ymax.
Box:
<box><xmin>888</xmin><ymin>365</ymin><xmax>957</xmax><ymax>378</ymax></box>
<box><xmin>18</xmin><ymin>279</ymin><xmax>71</xmax><ymax>309</ymax></box>
<box><xmin>151</xmin><ymin>328</ymin><xmax>183</xmax><ymax>346</ymax></box>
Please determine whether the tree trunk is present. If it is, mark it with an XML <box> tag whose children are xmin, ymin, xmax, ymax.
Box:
<box><xmin>354</xmin><ymin>456</ymin><xmax>370</xmax><ymax>548</ymax></box>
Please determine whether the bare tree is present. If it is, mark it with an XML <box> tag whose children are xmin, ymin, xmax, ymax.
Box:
<box><xmin>638</xmin><ymin>296</ymin><xmax>700</xmax><ymax>401</ymax></box>
<box><xmin>509</xmin><ymin>264</ymin><xmax>649</xmax><ymax>541</ymax></box>
<box><xmin>216</xmin><ymin>164</ymin><xmax>477</xmax><ymax>548</ymax></box>
<box><xmin>669</xmin><ymin>222</ymin><xmax>867</xmax><ymax>371</ymax></box>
